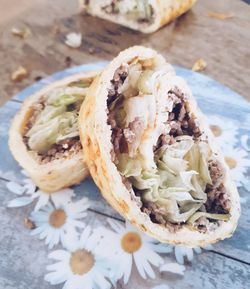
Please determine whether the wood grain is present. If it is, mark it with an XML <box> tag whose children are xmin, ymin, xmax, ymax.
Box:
<box><xmin>0</xmin><ymin>0</ymin><xmax>250</xmax><ymax>106</ymax></box>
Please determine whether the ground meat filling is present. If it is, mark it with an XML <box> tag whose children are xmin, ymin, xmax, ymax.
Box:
<box><xmin>154</xmin><ymin>88</ymin><xmax>201</xmax><ymax>152</ymax></box>
<box><xmin>107</xmin><ymin>65</ymin><xmax>129</xmax><ymax>163</ymax></box>
<box><xmin>23</xmin><ymin>98</ymin><xmax>82</xmax><ymax>164</ymax></box>
<box><xmin>35</xmin><ymin>138</ymin><xmax>82</xmax><ymax>164</ymax></box>
<box><xmin>168</xmin><ymin>89</ymin><xmax>201</xmax><ymax>139</ymax></box>
<box><xmin>107</xmin><ymin>65</ymin><xmax>231</xmax><ymax>231</ymax></box>
<box><xmin>205</xmin><ymin>160</ymin><xmax>230</xmax><ymax>213</ymax></box>
<box><xmin>141</xmin><ymin>201</ymin><xmax>182</xmax><ymax>233</ymax></box>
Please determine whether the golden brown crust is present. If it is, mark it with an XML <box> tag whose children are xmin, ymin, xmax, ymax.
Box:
<box><xmin>9</xmin><ymin>70</ymin><xmax>101</xmax><ymax>192</ymax></box>
<box><xmin>79</xmin><ymin>0</ymin><xmax>197</xmax><ymax>33</ymax></box>
<box><xmin>79</xmin><ymin>46</ymin><xmax>240</xmax><ymax>247</ymax></box>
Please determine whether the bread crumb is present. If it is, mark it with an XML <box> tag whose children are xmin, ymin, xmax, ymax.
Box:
<box><xmin>192</xmin><ymin>59</ymin><xmax>207</xmax><ymax>72</ymax></box>
<box><xmin>11</xmin><ymin>66</ymin><xmax>29</xmax><ymax>82</ymax></box>
<box><xmin>12</xmin><ymin>25</ymin><xmax>32</xmax><ymax>38</ymax></box>
<box><xmin>24</xmin><ymin>218</ymin><xmax>36</xmax><ymax>230</ymax></box>
<box><xmin>207</xmin><ymin>12</ymin><xmax>234</xmax><ymax>20</ymax></box>
<box><xmin>65</xmin><ymin>32</ymin><xmax>82</xmax><ymax>48</ymax></box>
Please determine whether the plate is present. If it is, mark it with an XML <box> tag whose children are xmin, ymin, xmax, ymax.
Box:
<box><xmin>0</xmin><ymin>63</ymin><xmax>250</xmax><ymax>289</ymax></box>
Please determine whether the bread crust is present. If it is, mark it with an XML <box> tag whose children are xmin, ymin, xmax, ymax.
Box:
<box><xmin>80</xmin><ymin>0</ymin><xmax>197</xmax><ymax>33</ymax></box>
<box><xmin>9</xmin><ymin>70</ymin><xmax>101</xmax><ymax>193</ymax></box>
<box><xmin>79</xmin><ymin>46</ymin><xmax>240</xmax><ymax>247</ymax></box>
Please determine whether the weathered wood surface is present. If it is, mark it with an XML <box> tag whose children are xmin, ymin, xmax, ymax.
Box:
<box><xmin>1</xmin><ymin>177</ymin><xmax>250</xmax><ymax>289</ymax></box>
<box><xmin>0</xmin><ymin>0</ymin><xmax>250</xmax><ymax>106</ymax></box>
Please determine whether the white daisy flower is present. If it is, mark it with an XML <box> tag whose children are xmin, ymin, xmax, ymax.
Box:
<box><xmin>174</xmin><ymin>245</ymin><xmax>213</xmax><ymax>265</ymax></box>
<box><xmin>6</xmin><ymin>173</ymin><xmax>76</xmax><ymax>211</ymax></box>
<box><xmin>97</xmin><ymin>220</ymin><xmax>172</xmax><ymax>284</ymax></box>
<box><xmin>65</xmin><ymin>32</ymin><xmax>82</xmax><ymax>48</ymax></box>
<box><xmin>152</xmin><ymin>285</ymin><xmax>170</xmax><ymax>289</ymax></box>
<box><xmin>241</xmin><ymin>135</ymin><xmax>250</xmax><ymax>152</ymax></box>
<box><xmin>0</xmin><ymin>169</ymin><xmax>19</xmax><ymax>181</ymax></box>
<box><xmin>222</xmin><ymin>147</ymin><xmax>249</xmax><ymax>187</ymax></box>
<box><xmin>7</xmin><ymin>178</ymin><xmax>36</xmax><ymax>208</ymax></box>
<box><xmin>207</xmin><ymin>115</ymin><xmax>238</xmax><ymax>147</ymax></box>
<box><xmin>21</xmin><ymin>169</ymin><xmax>29</xmax><ymax>177</ymax></box>
<box><xmin>30</xmin><ymin>197</ymin><xmax>90</xmax><ymax>249</ymax></box>
<box><xmin>45</xmin><ymin>226</ymin><xmax>112</xmax><ymax>289</ymax></box>
<box><xmin>32</xmin><ymin>188</ymin><xmax>76</xmax><ymax>211</ymax></box>
<box><xmin>160</xmin><ymin>262</ymin><xmax>185</xmax><ymax>275</ymax></box>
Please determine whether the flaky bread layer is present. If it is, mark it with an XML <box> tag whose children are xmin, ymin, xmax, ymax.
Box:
<box><xmin>79</xmin><ymin>46</ymin><xmax>240</xmax><ymax>247</ymax></box>
<box><xmin>9</xmin><ymin>70</ymin><xmax>101</xmax><ymax>192</ymax></box>
<box><xmin>80</xmin><ymin>0</ymin><xmax>197</xmax><ymax>33</ymax></box>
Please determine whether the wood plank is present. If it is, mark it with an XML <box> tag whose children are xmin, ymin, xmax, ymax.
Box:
<box><xmin>0</xmin><ymin>1</ymin><xmax>250</xmax><ymax>106</ymax></box>
<box><xmin>1</xmin><ymin>180</ymin><xmax>250</xmax><ymax>289</ymax></box>
<box><xmin>175</xmin><ymin>67</ymin><xmax>250</xmax><ymax>113</ymax></box>
<box><xmin>11</xmin><ymin>62</ymin><xmax>108</xmax><ymax>102</ymax></box>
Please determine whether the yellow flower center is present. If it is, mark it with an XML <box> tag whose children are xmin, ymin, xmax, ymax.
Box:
<box><xmin>70</xmin><ymin>249</ymin><xmax>95</xmax><ymax>275</ymax></box>
<box><xmin>121</xmin><ymin>232</ymin><xmax>142</xmax><ymax>253</ymax></box>
<box><xmin>210</xmin><ymin>125</ymin><xmax>222</xmax><ymax>137</ymax></box>
<box><xmin>49</xmin><ymin>209</ymin><xmax>67</xmax><ymax>228</ymax></box>
<box><xmin>225</xmin><ymin>156</ymin><xmax>237</xmax><ymax>169</ymax></box>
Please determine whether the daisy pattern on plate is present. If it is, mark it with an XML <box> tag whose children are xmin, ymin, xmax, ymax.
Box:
<box><xmin>240</xmin><ymin>135</ymin><xmax>250</xmax><ymax>152</ymax></box>
<box><xmin>6</xmin><ymin>168</ymin><xmax>76</xmax><ymax>210</ymax></box>
<box><xmin>0</xmin><ymin>169</ymin><xmax>20</xmax><ymax>182</ymax></box>
<box><xmin>148</xmin><ymin>263</ymin><xmax>185</xmax><ymax>289</ymax></box>
<box><xmin>207</xmin><ymin>115</ymin><xmax>238</xmax><ymax>147</ymax></box>
<box><xmin>151</xmin><ymin>285</ymin><xmax>170</xmax><ymax>289</ymax></box>
<box><xmin>32</xmin><ymin>188</ymin><xmax>76</xmax><ymax>211</ymax></box>
<box><xmin>45</xmin><ymin>226</ymin><xmax>112</xmax><ymax>289</ymax></box>
<box><xmin>7</xmin><ymin>178</ymin><xmax>36</xmax><ymax>208</ymax></box>
<box><xmin>160</xmin><ymin>262</ymin><xmax>185</xmax><ymax>275</ymax></box>
<box><xmin>222</xmin><ymin>147</ymin><xmax>249</xmax><ymax>187</ymax></box>
<box><xmin>174</xmin><ymin>245</ymin><xmax>213</xmax><ymax>265</ymax></box>
<box><xmin>30</xmin><ymin>197</ymin><xmax>90</xmax><ymax>249</ymax></box>
<box><xmin>97</xmin><ymin>220</ymin><xmax>172</xmax><ymax>284</ymax></box>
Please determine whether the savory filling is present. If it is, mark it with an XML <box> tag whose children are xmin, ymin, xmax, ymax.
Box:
<box><xmin>23</xmin><ymin>79</ymin><xmax>91</xmax><ymax>164</ymax></box>
<box><xmin>100</xmin><ymin>0</ymin><xmax>154</xmax><ymax>24</ymax></box>
<box><xmin>107</xmin><ymin>60</ymin><xmax>231</xmax><ymax>232</ymax></box>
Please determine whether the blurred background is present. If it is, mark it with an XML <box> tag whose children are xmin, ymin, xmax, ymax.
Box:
<box><xmin>0</xmin><ymin>0</ymin><xmax>249</xmax><ymax>106</ymax></box>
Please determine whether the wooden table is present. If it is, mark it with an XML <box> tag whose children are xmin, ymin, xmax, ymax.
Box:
<box><xmin>0</xmin><ymin>1</ymin><xmax>250</xmax><ymax>289</ymax></box>
<box><xmin>0</xmin><ymin>0</ymin><xmax>250</xmax><ymax>106</ymax></box>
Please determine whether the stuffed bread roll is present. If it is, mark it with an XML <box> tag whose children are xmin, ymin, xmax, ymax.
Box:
<box><xmin>80</xmin><ymin>0</ymin><xmax>197</xmax><ymax>33</ymax></box>
<box><xmin>80</xmin><ymin>46</ymin><xmax>240</xmax><ymax>247</ymax></box>
<box><xmin>9</xmin><ymin>70</ymin><xmax>101</xmax><ymax>192</ymax></box>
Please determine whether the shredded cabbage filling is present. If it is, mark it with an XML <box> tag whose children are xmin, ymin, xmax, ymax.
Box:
<box><xmin>101</xmin><ymin>0</ymin><xmax>154</xmax><ymax>23</ymax></box>
<box><xmin>107</xmin><ymin>61</ymin><xmax>230</xmax><ymax>231</ymax></box>
<box><xmin>23</xmin><ymin>80</ymin><xmax>89</xmax><ymax>163</ymax></box>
